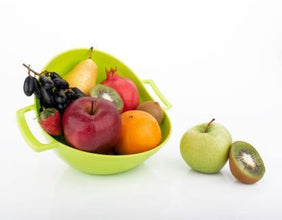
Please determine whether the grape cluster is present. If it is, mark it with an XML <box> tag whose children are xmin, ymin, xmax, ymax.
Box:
<box><xmin>23</xmin><ymin>64</ymin><xmax>86</xmax><ymax>112</ymax></box>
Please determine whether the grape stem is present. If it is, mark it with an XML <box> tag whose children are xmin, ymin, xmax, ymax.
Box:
<box><xmin>22</xmin><ymin>63</ymin><xmax>41</xmax><ymax>76</ymax></box>
<box><xmin>27</xmin><ymin>64</ymin><xmax>31</xmax><ymax>76</ymax></box>
<box><xmin>204</xmin><ymin>118</ymin><xmax>215</xmax><ymax>133</ymax></box>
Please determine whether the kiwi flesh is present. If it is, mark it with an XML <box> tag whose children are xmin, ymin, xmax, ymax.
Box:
<box><xmin>136</xmin><ymin>101</ymin><xmax>164</xmax><ymax>124</ymax></box>
<box><xmin>90</xmin><ymin>84</ymin><xmax>123</xmax><ymax>112</ymax></box>
<box><xmin>229</xmin><ymin>141</ymin><xmax>265</xmax><ymax>184</ymax></box>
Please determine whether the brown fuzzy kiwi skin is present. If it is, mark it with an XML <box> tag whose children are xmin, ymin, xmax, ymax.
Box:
<box><xmin>136</xmin><ymin>101</ymin><xmax>164</xmax><ymax>124</ymax></box>
<box><xmin>229</xmin><ymin>148</ymin><xmax>262</xmax><ymax>184</ymax></box>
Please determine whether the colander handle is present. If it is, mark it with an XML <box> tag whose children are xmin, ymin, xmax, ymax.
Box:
<box><xmin>142</xmin><ymin>80</ymin><xmax>172</xmax><ymax>110</ymax></box>
<box><xmin>16</xmin><ymin>105</ymin><xmax>58</xmax><ymax>152</ymax></box>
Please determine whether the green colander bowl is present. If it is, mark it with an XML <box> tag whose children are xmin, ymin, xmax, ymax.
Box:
<box><xmin>16</xmin><ymin>48</ymin><xmax>172</xmax><ymax>175</ymax></box>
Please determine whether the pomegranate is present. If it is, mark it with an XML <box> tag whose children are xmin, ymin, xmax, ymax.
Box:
<box><xmin>101</xmin><ymin>68</ymin><xmax>139</xmax><ymax>112</ymax></box>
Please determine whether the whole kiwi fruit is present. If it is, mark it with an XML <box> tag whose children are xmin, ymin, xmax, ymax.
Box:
<box><xmin>229</xmin><ymin>141</ymin><xmax>265</xmax><ymax>184</ymax></box>
<box><xmin>136</xmin><ymin>101</ymin><xmax>164</xmax><ymax>124</ymax></box>
<box><xmin>90</xmin><ymin>84</ymin><xmax>123</xmax><ymax>113</ymax></box>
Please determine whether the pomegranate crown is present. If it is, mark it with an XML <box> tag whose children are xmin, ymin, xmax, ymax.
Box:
<box><xmin>105</xmin><ymin>67</ymin><xmax>118</xmax><ymax>77</ymax></box>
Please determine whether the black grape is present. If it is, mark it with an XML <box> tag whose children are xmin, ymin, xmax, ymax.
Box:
<box><xmin>40</xmin><ymin>86</ymin><xmax>54</xmax><ymax>106</ymax></box>
<box><xmin>54</xmin><ymin>89</ymin><xmax>67</xmax><ymax>104</ymax></box>
<box><xmin>39</xmin><ymin>76</ymin><xmax>55</xmax><ymax>90</ymax></box>
<box><xmin>53</xmin><ymin>78</ymin><xmax>69</xmax><ymax>90</ymax></box>
<box><xmin>72</xmin><ymin>87</ymin><xmax>86</xmax><ymax>98</ymax></box>
<box><xmin>50</xmin><ymin>72</ymin><xmax>62</xmax><ymax>80</ymax></box>
<box><xmin>56</xmin><ymin>102</ymin><xmax>68</xmax><ymax>112</ymax></box>
<box><xmin>23</xmin><ymin>75</ymin><xmax>35</xmax><ymax>96</ymax></box>
<box><xmin>65</xmin><ymin>89</ymin><xmax>78</xmax><ymax>100</ymax></box>
<box><xmin>33</xmin><ymin>78</ymin><xmax>41</xmax><ymax>98</ymax></box>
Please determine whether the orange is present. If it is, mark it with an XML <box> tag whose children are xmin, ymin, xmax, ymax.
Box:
<box><xmin>116</xmin><ymin>110</ymin><xmax>162</xmax><ymax>154</ymax></box>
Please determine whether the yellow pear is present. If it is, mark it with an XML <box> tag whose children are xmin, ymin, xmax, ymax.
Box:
<box><xmin>64</xmin><ymin>47</ymin><xmax>97</xmax><ymax>95</ymax></box>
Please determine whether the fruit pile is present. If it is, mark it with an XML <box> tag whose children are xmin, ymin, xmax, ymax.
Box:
<box><xmin>180</xmin><ymin>119</ymin><xmax>265</xmax><ymax>184</ymax></box>
<box><xmin>23</xmin><ymin>47</ymin><xmax>164</xmax><ymax>155</ymax></box>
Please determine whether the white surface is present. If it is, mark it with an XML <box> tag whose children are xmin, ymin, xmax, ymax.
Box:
<box><xmin>1</xmin><ymin>0</ymin><xmax>282</xmax><ymax>219</ymax></box>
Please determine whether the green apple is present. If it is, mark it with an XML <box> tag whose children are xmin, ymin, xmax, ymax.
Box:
<box><xmin>180</xmin><ymin>119</ymin><xmax>232</xmax><ymax>173</ymax></box>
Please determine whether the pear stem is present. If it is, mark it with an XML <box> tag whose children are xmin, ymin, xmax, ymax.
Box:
<box><xmin>204</xmin><ymin>118</ymin><xmax>215</xmax><ymax>133</ymax></box>
<box><xmin>89</xmin><ymin>47</ymin><xmax>94</xmax><ymax>59</ymax></box>
<box><xmin>22</xmin><ymin>63</ymin><xmax>41</xmax><ymax>76</ymax></box>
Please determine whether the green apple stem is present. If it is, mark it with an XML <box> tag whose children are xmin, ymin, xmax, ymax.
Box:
<box><xmin>204</xmin><ymin>118</ymin><xmax>215</xmax><ymax>133</ymax></box>
<box><xmin>89</xmin><ymin>47</ymin><xmax>94</xmax><ymax>59</ymax></box>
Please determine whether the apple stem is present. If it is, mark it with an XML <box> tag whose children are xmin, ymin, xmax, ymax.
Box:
<box><xmin>89</xmin><ymin>47</ymin><xmax>93</xmax><ymax>59</ymax></box>
<box><xmin>204</xmin><ymin>118</ymin><xmax>215</xmax><ymax>133</ymax></box>
<box><xmin>90</xmin><ymin>100</ymin><xmax>95</xmax><ymax>115</ymax></box>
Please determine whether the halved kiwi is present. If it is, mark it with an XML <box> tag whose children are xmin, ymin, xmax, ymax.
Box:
<box><xmin>90</xmin><ymin>84</ymin><xmax>123</xmax><ymax>113</ymax></box>
<box><xmin>229</xmin><ymin>141</ymin><xmax>265</xmax><ymax>184</ymax></box>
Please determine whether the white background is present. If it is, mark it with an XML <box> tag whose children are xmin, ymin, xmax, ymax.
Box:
<box><xmin>1</xmin><ymin>0</ymin><xmax>282</xmax><ymax>219</ymax></box>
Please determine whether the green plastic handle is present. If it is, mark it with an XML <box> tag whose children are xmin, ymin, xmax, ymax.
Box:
<box><xmin>142</xmin><ymin>80</ymin><xmax>172</xmax><ymax>110</ymax></box>
<box><xmin>16</xmin><ymin>105</ymin><xmax>57</xmax><ymax>152</ymax></box>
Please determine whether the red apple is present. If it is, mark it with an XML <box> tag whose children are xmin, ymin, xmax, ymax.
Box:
<box><xmin>62</xmin><ymin>97</ymin><xmax>121</xmax><ymax>153</ymax></box>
